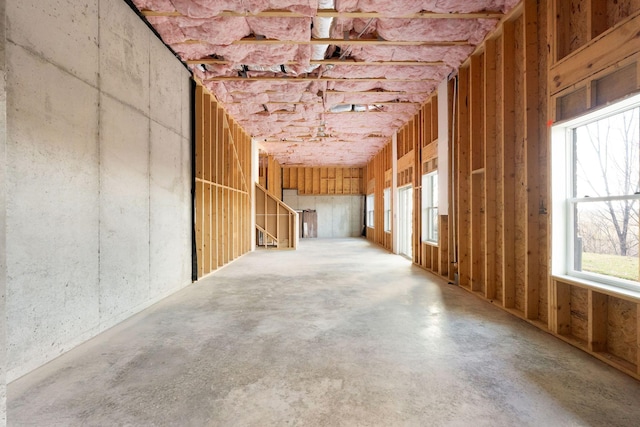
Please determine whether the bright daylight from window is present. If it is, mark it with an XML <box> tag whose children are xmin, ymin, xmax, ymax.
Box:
<box><xmin>571</xmin><ymin>106</ymin><xmax>640</xmax><ymax>286</ymax></box>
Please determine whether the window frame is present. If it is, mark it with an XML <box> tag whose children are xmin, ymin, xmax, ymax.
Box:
<box><xmin>422</xmin><ymin>171</ymin><xmax>438</xmax><ymax>244</ymax></box>
<box><xmin>552</xmin><ymin>93</ymin><xmax>640</xmax><ymax>293</ymax></box>
<box><xmin>383</xmin><ymin>187</ymin><xmax>391</xmax><ymax>232</ymax></box>
<box><xmin>366</xmin><ymin>193</ymin><xmax>375</xmax><ymax>228</ymax></box>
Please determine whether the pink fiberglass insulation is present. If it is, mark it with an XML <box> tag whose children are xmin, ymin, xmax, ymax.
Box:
<box><xmin>321</xmin><ymin>64</ymin><xmax>450</xmax><ymax>80</ymax></box>
<box><xmin>377</xmin><ymin>18</ymin><xmax>498</xmax><ymax>44</ymax></box>
<box><xmin>246</xmin><ymin>17</ymin><xmax>312</xmax><ymax>41</ymax></box>
<box><xmin>325</xmin><ymin>80</ymin><xmax>435</xmax><ymax>93</ymax></box>
<box><xmin>197</xmin><ymin>44</ymin><xmax>310</xmax><ymax>65</ymax></box>
<box><xmin>132</xmin><ymin>0</ymin><xmax>175</xmax><ymax>12</ymax></box>
<box><xmin>178</xmin><ymin>17</ymin><xmax>251</xmax><ymax>45</ymax></box>
<box><xmin>146</xmin><ymin>17</ymin><xmax>188</xmax><ymax>44</ymax></box>
<box><xmin>170</xmin><ymin>0</ymin><xmax>319</xmax><ymax>18</ymax></box>
<box><xmin>326</xmin><ymin>92</ymin><xmax>425</xmax><ymax>105</ymax></box>
<box><xmin>345</xmin><ymin>45</ymin><xmax>475</xmax><ymax>68</ymax></box>
<box><xmin>331</xmin><ymin>18</ymin><xmax>498</xmax><ymax>44</ymax></box>
<box><xmin>334</xmin><ymin>0</ymin><xmax>515</xmax><ymax>14</ymax></box>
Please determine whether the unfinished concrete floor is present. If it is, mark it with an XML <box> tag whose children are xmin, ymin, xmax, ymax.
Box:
<box><xmin>8</xmin><ymin>238</ymin><xmax>640</xmax><ymax>426</ymax></box>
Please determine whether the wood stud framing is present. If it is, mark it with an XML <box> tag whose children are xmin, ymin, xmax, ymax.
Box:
<box><xmin>191</xmin><ymin>0</ymin><xmax>640</xmax><ymax>381</ymax></box>
<box><xmin>545</xmin><ymin>0</ymin><xmax>640</xmax><ymax>379</ymax></box>
<box><xmin>364</xmin><ymin>0</ymin><xmax>640</xmax><ymax>380</ymax></box>
<box><xmin>194</xmin><ymin>82</ymin><xmax>252</xmax><ymax>279</ymax></box>
<box><xmin>282</xmin><ymin>167</ymin><xmax>363</xmax><ymax>195</ymax></box>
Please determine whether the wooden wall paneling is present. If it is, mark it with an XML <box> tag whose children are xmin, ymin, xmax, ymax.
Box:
<box><xmin>214</xmin><ymin>106</ymin><xmax>222</xmax><ymax>264</ymax></box>
<box><xmin>195</xmin><ymin>85</ymin><xmax>204</xmax><ymax>277</ymax></box>
<box><xmin>550</xmin><ymin>12</ymin><xmax>640</xmax><ymax>96</ymax></box>
<box><xmin>571</xmin><ymin>287</ymin><xmax>589</xmax><ymax>344</ymax></box>
<box><xmin>211</xmin><ymin>102</ymin><xmax>219</xmax><ymax>270</ymax></box>
<box><xmin>484</xmin><ymin>37</ymin><xmax>498</xmax><ymax>300</ymax></box>
<box><xmin>608</xmin><ymin>0</ymin><xmax>640</xmax><ymax>27</ymax></box>
<box><xmin>203</xmin><ymin>183</ymin><xmax>212</xmax><ymax>274</ymax></box>
<box><xmin>537</xmin><ymin>0</ymin><xmax>550</xmax><ymax>326</ymax></box>
<box><xmin>193</xmin><ymin>82</ymin><xmax>253</xmax><ymax>276</ymax></box>
<box><xmin>470</xmin><ymin>54</ymin><xmax>485</xmax><ymax>294</ymax></box>
<box><xmin>513</xmin><ymin>14</ymin><xmax>527</xmax><ymax>314</ymax></box>
<box><xmin>589</xmin><ymin>290</ymin><xmax>609</xmax><ymax>352</ymax></box>
<box><xmin>553</xmin><ymin>280</ymin><xmax>572</xmax><ymax>335</ymax></box>
<box><xmin>501</xmin><ymin>20</ymin><xmax>517</xmax><ymax>308</ymax></box>
<box><xmin>606</xmin><ymin>296</ymin><xmax>638</xmax><ymax>368</ymax></box>
<box><xmin>447</xmin><ymin>78</ymin><xmax>456</xmax><ymax>282</ymax></box>
<box><xmin>195</xmin><ymin>180</ymin><xmax>204</xmax><ymax>277</ymax></box>
<box><xmin>439</xmin><ymin>215</ymin><xmax>449</xmax><ymax>276</ymax></box>
<box><xmin>589</xmin><ymin>0</ymin><xmax>609</xmax><ymax>39</ymax></box>
<box><xmin>637</xmin><ymin>303</ymin><xmax>640</xmax><ymax>374</ymax></box>
<box><xmin>413</xmin><ymin>114</ymin><xmax>422</xmax><ymax>265</ymax></box>
<box><xmin>457</xmin><ymin>65</ymin><xmax>471</xmax><ymax>289</ymax></box>
<box><xmin>344</xmin><ymin>168</ymin><xmax>352</xmax><ymax>194</ymax></box>
<box><xmin>282</xmin><ymin>167</ymin><xmax>290</xmax><ymax>188</ymax></box>
<box><xmin>524</xmin><ymin>0</ymin><xmax>541</xmax><ymax>320</ymax></box>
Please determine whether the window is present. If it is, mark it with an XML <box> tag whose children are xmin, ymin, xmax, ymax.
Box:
<box><xmin>366</xmin><ymin>194</ymin><xmax>375</xmax><ymax>228</ymax></box>
<box><xmin>422</xmin><ymin>172</ymin><xmax>438</xmax><ymax>243</ymax></box>
<box><xmin>383</xmin><ymin>188</ymin><xmax>391</xmax><ymax>232</ymax></box>
<box><xmin>552</xmin><ymin>95</ymin><xmax>640</xmax><ymax>291</ymax></box>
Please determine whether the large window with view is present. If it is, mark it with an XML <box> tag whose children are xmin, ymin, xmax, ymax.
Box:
<box><xmin>552</xmin><ymin>95</ymin><xmax>640</xmax><ymax>292</ymax></box>
<box><xmin>422</xmin><ymin>172</ymin><xmax>438</xmax><ymax>244</ymax></box>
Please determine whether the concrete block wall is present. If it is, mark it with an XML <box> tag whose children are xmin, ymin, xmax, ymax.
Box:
<box><xmin>283</xmin><ymin>190</ymin><xmax>364</xmax><ymax>238</ymax></box>
<box><xmin>5</xmin><ymin>0</ymin><xmax>192</xmax><ymax>382</ymax></box>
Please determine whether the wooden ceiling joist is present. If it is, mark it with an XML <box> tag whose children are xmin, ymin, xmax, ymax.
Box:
<box><xmin>205</xmin><ymin>77</ymin><xmax>438</xmax><ymax>82</ymax></box>
<box><xmin>235</xmin><ymin>38</ymin><xmax>470</xmax><ymax>46</ymax></box>
<box><xmin>179</xmin><ymin>38</ymin><xmax>470</xmax><ymax>46</ymax></box>
<box><xmin>186</xmin><ymin>59</ymin><xmax>445</xmax><ymax>66</ymax></box>
<box><xmin>141</xmin><ymin>9</ymin><xmax>503</xmax><ymax>19</ymax></box>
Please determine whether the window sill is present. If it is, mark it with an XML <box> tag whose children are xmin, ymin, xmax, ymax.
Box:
<box><xmin>552</xmin><ymin>274</ymin><xmax>640</xmax><ymax>303</ymax></box>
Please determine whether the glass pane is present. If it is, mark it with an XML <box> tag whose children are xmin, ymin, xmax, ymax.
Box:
<box><xmin>429</xmin><ymin>207</ymin><xmax>438</xmax><ymax>241</ymax></box>
<box><xmin>431</xmin><ymin>174</ymin><xmax>438</xmax><ymax>206</ymax></box>
<box><xmin>574</xmin><ymin>107</ymin><xmax>639</xmax><ymax>198</ymax></box>
<box><xmin>574</xmin><ymin>199</ymin><xmax>639</xmax><ymax>282</ymax></box>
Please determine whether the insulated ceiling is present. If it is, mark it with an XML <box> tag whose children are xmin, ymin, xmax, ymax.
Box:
<box><xmin>132</xmin><ymin>0</ymin><xmax>520</xmax><ymax>166</ymax></box>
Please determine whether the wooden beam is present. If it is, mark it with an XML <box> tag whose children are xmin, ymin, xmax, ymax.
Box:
<box><xmin>588</xmin><ymin>290</ymin><xmax>608</xmax><ymax>352</ymax></box>
<box><xmin>141</xmin><ymin>9</ymin><xmax>503</xmax><ymax>19</ymax></box>
<box><xmin>179</xmin><ymin>38</ymin><xmax>471</xmax><ymax>46</ymax></box>
<box><xmin>523</xmin><ymin>0</ymin><xmax>540</xmax><ymax>320</ymax></box>
<box><xmin>501</xmin><ymin>19</ymin><xmax>516</xmax><ymax>309</ymax></box>
<box><xmin>457</xmin><ymin>65</ymin><xmax>471</xmax><ymax>289</ymax></box>
<box><xmin>484</xmin><ymin>37</ymin><xmax>497</xmax><ymax>301</ymax></box>
<box><xmin>186</xmin><ymin>59</ymin><xmax>445</xmax><ymax>66</ymax></box>
<box><xmin>205</xmin><ymin>76</ymin><xmax>438</xmax><ymax>82</ymax></box>
<box><xmin>469</xmin><ymin>53</ymin><xmax>484</xmax><ymax>294</ymax></box>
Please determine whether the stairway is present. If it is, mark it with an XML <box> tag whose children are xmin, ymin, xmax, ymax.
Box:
<box><xmin>255</xmin><ymin>183</ymin><xmax>298</xmax><ymax>249</ymax></box>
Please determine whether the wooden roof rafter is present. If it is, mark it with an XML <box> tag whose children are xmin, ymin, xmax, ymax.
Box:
<box><xmin>141</xmin><ymin>9</ymin><xmax>503</xmax><ymax>19</ymax></box>
<box><xmin>186</xmin><ymin>59</ymin><xmax>447</xmax><ymax>66</ymax></box>
<box><xmin>205</xmin><ymin>77</ymin><xmax>439</xmax><ymax>82</ymax></box>
<box><xmin>179</xmin><ymin>38</ymin><xmax>471</xmax><ymax>46</ymax></box>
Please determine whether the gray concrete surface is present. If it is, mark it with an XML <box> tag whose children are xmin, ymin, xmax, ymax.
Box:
<box><xmin>284</xmin><ymin>190</ymin><xmax>364</xmax><ymax>238</ymax></box>
<box><xmin>5</xmin><ymin>0</ymin><xmax>191</xmax><ymax>382</ymax></box>
<box><xmin>1</xmin><ymin>0</ymin><xmax>7</xmax><ymax>423</ymax></box>
<box><xmin>8</xmin><ymin>239</ymin><xmax>640</xmax><ymax>426</ymax></box>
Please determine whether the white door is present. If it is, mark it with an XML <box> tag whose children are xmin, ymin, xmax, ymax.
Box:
<box><xmin>398</xmin><ymin>186</ymin><xmax>413</xmax><ymax>258</ymax></box>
